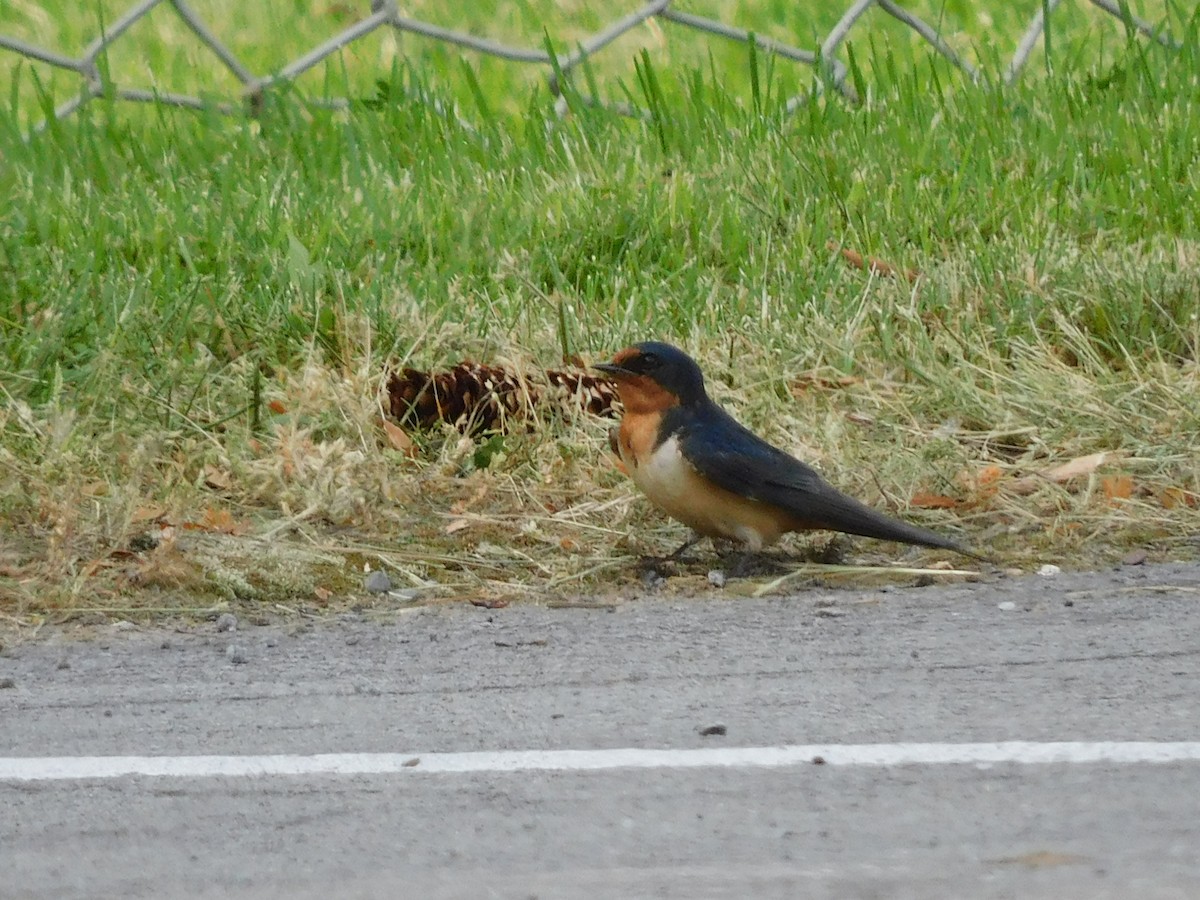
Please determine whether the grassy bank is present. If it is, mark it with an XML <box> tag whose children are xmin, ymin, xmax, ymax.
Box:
<box><xmin>1</xmin><ymin>2</ymin><xmax>1198</xmax><ymax>624</ymax></box>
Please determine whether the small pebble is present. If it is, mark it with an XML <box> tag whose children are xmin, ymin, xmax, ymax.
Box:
<box><xmin>0</xmin><ymin>677</ymin><xmax>15</xmax><ymax>689</ymax></box>
<box><xmin>1121</xmin><ymin>549</ymin><xmax>1149</xmax><ymax>566</ymax></box>
<box><xmin>111</xmin><ymin>620</ymin><xmax>136</xmax><ymax>632</ymax></box>
<box><xmin>707</xmin><ymin>570</ymin><xmax>727</xmax><ymax>588</ymax></box>
<box><xmin>698</xmin><ymin>724</ymin><xmax>727</xmax><ymax>737</ymax></box>
<box><xmin>215</xmin><ymin>613</ymin><xmax>238</xmax><ymax>633</ymax></box>
<box><xmin>1037</xmin><ymin>564</ymin><xmax>1061</xmax><ymax>577</ymax></box>
<box><xmin>815</xmin><ymin>607</ymin><xmax>846</xmax><ymax>618</ymax></box>
<box><xmin>226</xmin><ymin>644</ymin><xmax>249</xmax><ymax>665</ymax></box>
<box><xmin>640</xmin><ymin>569</ymin><xmax>666</xmax><ymax>591</ymax></box>
<box><xmin>345</xmin><ymin>635</ymin><xmax>360</xmax><ymax>646</ymax></box>
<box><xmin>364</xmin><ymin>570</ymin><xmax>392</xmax><ymax>593</ymax></box>
<box><xmin>56</xmin><ymin>658</ymin><xmax>71</xmax><ymax>670</ymax></box>
<box><xmin>997</xmin><ymin>601</ymin><xmax>1017</xmax><ymax>611</ymax></box>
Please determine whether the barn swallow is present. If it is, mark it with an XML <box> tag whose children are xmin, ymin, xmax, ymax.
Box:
<box><xmin>594</xmin><ymin>341</ymin><xmax>985</xmax><ymax>562</ymax></box>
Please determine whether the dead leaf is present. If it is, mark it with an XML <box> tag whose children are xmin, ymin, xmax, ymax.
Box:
<box><xmin>560</xmin><ymin>537</ymin><xmax>580</xmax><ymax>551</ymax></box>
<box><xmin>976</xmin><ymin>465</ymin><xmax>1005</xmax><ymax>486</ymax></box>
<box><xmin>909</xmin><ymin>491</ymin><xmax>959</xmax><ymax>509</ymax></box>
<box><xmin>469</xmin><ymin>597</ymin><xmax>509</xmax><ymax>609</ymax></box>
<box><xmin>444</xmin><ymin>518</ymin><xmax>472</xmax><ymax>535</ymax></box>
<box><xmin>381</xmin><ymin>419</ymin><xmax>417</xmax><ymax>458</ymax></box>
<box><xmin>1160</xmin><ymin>487</ymin><xmax>1199</xmax><ymax>509</ymax></box>
<box><xmin>314</xmin><ymin>586</ymin><xmax>332</xmax><ymax>602</ymax></box>
<box><xmin>1043</xmin><ymin>452</ymin><xmax>1109</xmax><ymax>482</ymax></box>
<box><xmin>82</xmin><ymin>481</ymin><xmax>109</xmax><ymax>497</ymax></box>
<box><xmin>183</xmin><ymin>507</ymin><xmax>248</xmax><ymax>535</ymax></box>
<box><xmin>203</xmin><ymin>464</ymin><xmax>232</xmax><ymax>492</ymax></box>
<box><xmin>267</xmin><ymin>400</ymin><xmax>287</xmax><ymax>415</ymax></box>
<box><xmin>1101</xmin><ymin>474</ymin><xmax>1133</xmax><ymax>501</ymax></box>
<box><xmin>130</xmin><ymin>505</ymin><xmax>167</xmax><ymax>524</ymax></box>
<box><xmin>1011</xmin><ymin>452</ymin><xmax>1110</xmax><ymax>495</ymax></box>
<box><xmin>80</xmin><ymin>556</ymin><xmax>122</xmax><ymax>577</ymax></box>
<box><xmin>827</xmin><ymin>241</ymin><xmax>919</xmax><ymax>282</ymax></box>
<box><xmin>204</xmin><ymin>507</ymin><xmax>246</xmax><ymax>534</ymax></box>
<box><xmin>955</xmin><ymin>464</ymin><xmax>1005</xmax><ymax>504</ymax></box>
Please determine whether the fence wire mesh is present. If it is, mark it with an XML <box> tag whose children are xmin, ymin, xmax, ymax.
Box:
<box><xmin>0</xmin><ymin>0</ymin><xmax>1183</xmax><ymax>132</ymax></box>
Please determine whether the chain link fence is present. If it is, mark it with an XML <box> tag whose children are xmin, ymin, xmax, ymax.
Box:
<box><xmin>0</xmin><ymin>0</ymin><xmax>1182</xmax><ymax>132</ymax></box>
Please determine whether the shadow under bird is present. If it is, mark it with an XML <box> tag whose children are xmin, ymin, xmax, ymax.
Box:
<box><xmin>594</xmin><ymin>341</ymin><xmax>986</xmax><ymax>562</ymax></box>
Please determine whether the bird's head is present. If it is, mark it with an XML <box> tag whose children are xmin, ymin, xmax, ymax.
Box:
<box><xmin>593</xmin><ymin>341</ymin><xmax>708</xmax><ymax>412</ymax></box>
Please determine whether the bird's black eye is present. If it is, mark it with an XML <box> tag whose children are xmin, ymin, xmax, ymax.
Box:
<box><xmin>639</xmin><ymin>352</ymin><xmax>660</xmax><ymax>370</ymax></box>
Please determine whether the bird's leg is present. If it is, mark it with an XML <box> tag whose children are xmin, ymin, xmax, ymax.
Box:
<box><xmin>667</xmin><ymin>531</ymin><xmax>705</xmax><ymax>562</ymax></box>
<box><xmin>636</xmin><ymin>532</ymin><xmax>704</xmax><ymax>586</ymax></box>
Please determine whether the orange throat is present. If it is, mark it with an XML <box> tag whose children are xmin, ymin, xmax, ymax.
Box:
<box><xmin>611</xmin><ymin>374</ymin><xmax>678</xmax><ymax>415</ymax></box>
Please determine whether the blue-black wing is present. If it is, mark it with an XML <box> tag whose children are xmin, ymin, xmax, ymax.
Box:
<box><xmin>669</xmin><ymin>404</ymin><xmax>981</xmax><ymax>557</ymax></box>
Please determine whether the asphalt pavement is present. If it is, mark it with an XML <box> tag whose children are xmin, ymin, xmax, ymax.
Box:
<box><xmin>3</xmin><ymin>561</ymin><xmax>1200</xmax><ymax>899</ymax></box>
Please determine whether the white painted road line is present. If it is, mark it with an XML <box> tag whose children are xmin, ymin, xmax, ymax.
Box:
<box><xmin>4</xmin><ymin>742</ymin><xmax>1200</xmax><ymax>781</ymax></box>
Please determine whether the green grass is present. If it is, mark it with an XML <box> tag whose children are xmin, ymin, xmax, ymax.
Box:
<box><xmin>1</xmin><ymin>1</ymin><xmax>1199</xmax><ymax>623</ymax></box>
<box><xmin>1</xmin><ymin>0</ymin><xmax>1189</xmax><ymax>123</ymax></box>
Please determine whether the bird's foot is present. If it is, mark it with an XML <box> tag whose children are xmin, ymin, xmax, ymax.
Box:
<box><xmin>719</xmin><ymin>550</ymin><xmax>790</xmax><ymax>579</ymax></box>
<box><xmin>633</xmin><ymin>532</ymin><xmax>705</xmax><ymax>585</ymax></box>
<box><xmin>666</xmin><ymin>532</ymin><xmax>706</xmax><ymax>562</ymax></box>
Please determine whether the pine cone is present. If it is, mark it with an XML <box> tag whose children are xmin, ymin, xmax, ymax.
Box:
<box><xmin>386</xmin><ymin>361</ymin><xmax>620</xmax><ymax>433</ymax></box>
<box><xmin>543</xmin><ymin>368</ymin><xmax>621</xmax><ymax>419</ymax></box>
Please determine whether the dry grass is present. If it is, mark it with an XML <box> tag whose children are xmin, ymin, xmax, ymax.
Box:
<box><xmin>3</xmin><ymin>307</ymin><xmax>1197</xmax><ymax>631</ymax></box>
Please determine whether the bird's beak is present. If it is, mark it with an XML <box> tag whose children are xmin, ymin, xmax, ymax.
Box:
<box><xmin>592</xmin><ymin>362</ymin><xmax>635</xmax><ymax>379</ymax></box>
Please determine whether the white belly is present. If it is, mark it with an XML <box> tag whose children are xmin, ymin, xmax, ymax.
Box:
<box><xmin>629</xmin><ymin>436</ymin><xmax>693</xmax><ymax>511</ymax></box>
<box><xmin>626</xmin><ymin>436</ymin><xmax>785</xmax><ymax>551</ymax></box>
